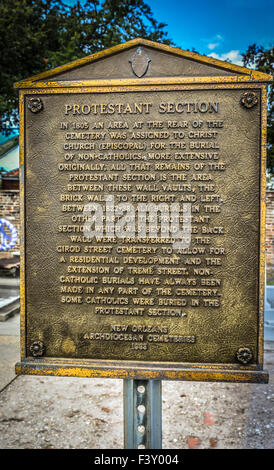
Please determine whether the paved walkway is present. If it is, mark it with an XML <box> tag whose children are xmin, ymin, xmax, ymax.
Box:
<box><xmin>0</xmin><ymin>313</ymin><xmax>20</xmax><ymax>391</ymax></box>
<box><xmin>0</xmin><ymin>275</ymin><xmax>20</xmax><ymax>390</ymax></box>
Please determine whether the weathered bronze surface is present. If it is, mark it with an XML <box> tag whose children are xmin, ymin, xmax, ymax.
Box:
<box><xmin>15</xmin><ymin>39</ymin><xmax>272</xmax><ymax>382</ymax></box>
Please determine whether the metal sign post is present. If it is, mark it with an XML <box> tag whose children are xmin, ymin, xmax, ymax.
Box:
<box><xmin>124</xmin><ymin>379</ymin><xmax>162</xmax><ymax>449</ymax></box>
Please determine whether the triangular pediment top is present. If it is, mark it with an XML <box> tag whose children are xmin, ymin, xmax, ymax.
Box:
<box><xmin>14</xmin><ymin>38</ymin><xmax>272</xmax><ymax>87</ymax></box>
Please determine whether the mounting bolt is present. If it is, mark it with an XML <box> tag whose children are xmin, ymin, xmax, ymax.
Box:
<box><xmin>240</xmin><ymin>91</ymin><xmax>258</xmax><ymax>109</ymax></box>
<box><xmin>28</xmin><ymin>97</ymin><xmax>43</xmax><ymax>113</ymax></box>
<box><xmin>236</xmin><ymin>347</ymin><xmax>253</xmax><ymax>364</ymax></box>
<box><xmin>30</xmin><ymin>341</ymin><xmax>45</xmax><ymax>357</ymax></box>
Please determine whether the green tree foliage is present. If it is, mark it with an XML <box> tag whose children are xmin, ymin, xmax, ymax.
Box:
<box><xmin>242</xmin><ymin>44</ymin><xmax>274</xmax><ymax>172</ymax></box>
<box><xmin>0</xmin><ymin>0</ymin><xmax>172</xmax><ymax>133</ymax></box>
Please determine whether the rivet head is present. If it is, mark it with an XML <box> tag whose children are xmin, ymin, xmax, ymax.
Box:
<box><xmin>30</xmin><ymin>341</ymin><xmax>45</xmax><ymax>357</ymax></box>
<box><xmin>236</xmin><ymin>347</ymin><xmax>253</xmax><ymax>364</ymax></box>
<box><xmin>240</xmin><ymin>91</ymin><xmax>258</xmax><ymax>109</ymax></box>
<box><xmin>28</xmin><ymin>97</ymin><xmax>43</xmax><ymax>113</ymax></box>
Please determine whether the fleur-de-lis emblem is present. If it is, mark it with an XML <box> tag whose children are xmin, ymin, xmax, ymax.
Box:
<box><xmin>129</xmin><ymin>47</ymin><xmax>151</xmax><ymax>78</ymax></box>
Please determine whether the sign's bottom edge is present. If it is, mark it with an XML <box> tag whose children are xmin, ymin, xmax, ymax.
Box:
<box><xmin>15</xmin><ymin>360</ymin><xmax>269</xmax><ymax>384</ymax></box>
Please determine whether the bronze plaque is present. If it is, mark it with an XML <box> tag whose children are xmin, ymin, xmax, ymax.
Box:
<box><xmin>15</xmin><ymin>39</ymin><xmax>272</xmax><ymax>382</ymax></box>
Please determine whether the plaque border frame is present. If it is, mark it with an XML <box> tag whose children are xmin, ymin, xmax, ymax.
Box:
<box><xmin>15</xmin><ymin>77</ymin><xmax>270</xmax><ymax>383</ymax></box>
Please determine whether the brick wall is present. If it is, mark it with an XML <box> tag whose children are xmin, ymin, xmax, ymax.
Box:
<box><xmin>266</xmin><ymin>191</ymin><xmax>274</xmax><ymax>283</ymax></box>
<box><xmin>0</xmin><ymin>190</ymin><xmax>20</xmax><ymax>257</ymax></box>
